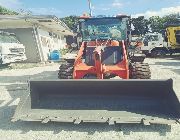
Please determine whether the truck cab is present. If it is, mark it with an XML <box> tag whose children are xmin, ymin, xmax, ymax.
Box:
<box><xmin>0</xmin><ymin>31</ymin><xmax>27</xmax><ymax>65</ymax></box>
<box><xmin>139</xmin><ymin>33</ymin><xmax>169</xmax><ymax>57</ymax></box>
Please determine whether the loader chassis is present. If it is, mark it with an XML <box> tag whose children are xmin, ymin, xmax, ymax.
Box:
<box><xmin>58</xmin><ymin>17</ymin><xmax>151</xmax><ymax>79</ymax></box>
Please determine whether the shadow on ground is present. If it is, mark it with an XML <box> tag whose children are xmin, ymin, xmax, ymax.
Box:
<box><xmin>0</xmin><ymin>65</ymin><xmax>12</xmax><ymax>71</ymax></box>
<box><xmin>172</xmin><ymin>69</ymin><xmax>180</xmax><ymax>75</ymax></box>
<box><xmin>167</xmin><ymin>56</ymin><xmax>180</xmax><ymax>60</ymax></box>
<box><xmin>153</xmin><ymin>62</ymin><xmax>180</xmax><ymax>67</ymax></box>
<box><xmin>154</xmin><ymin>62</ymin><xmax>180</xmax><ymax>75</ymax></box>
<box><xmin>0</xmin><ymin>70</ymin><xmax>58</xmax><ymax>83</ymax></box>
<box><xmin>147</xmin><ymin>55</ymin><xmax>180</xmax><ymax>60</ymax></box>
<box><xmin>0</xmin><ymin>100</ymin><xmax>172</xmax><ymax>136</ymax></box>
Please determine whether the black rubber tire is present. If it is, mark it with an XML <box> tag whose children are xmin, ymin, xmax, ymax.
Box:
<box><xmin>131</xmin><ymin>56</ymin><xmax>145</xmax><ymax>63</ymax></box>
<box><xmin>58</xmin><ymin>63</ymin><xmax>74</xmax><ymax>79</ymax></box>
<box><xmin>151</xmin><ymin>50</ymin><xmax>166</xmax><ymax>58</ymax></box>
<box><xmin>130</xmin><ymin>62</ymin><xmax>151</xmax><ymax>79</ymax></box>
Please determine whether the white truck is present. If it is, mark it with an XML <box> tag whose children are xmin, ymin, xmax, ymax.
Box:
<box><xmin>139</xmin><ymin>33</ymin><xmax>170</xmax><ymax>57</ymax></box>
<box><xmin>0</xmin><ymin>31</ymin><xmax>27</xmax><ymax>65</ymax></box>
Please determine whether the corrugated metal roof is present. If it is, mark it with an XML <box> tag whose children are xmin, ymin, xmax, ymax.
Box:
<box><xmin>0</xmin><ymin>15</ymin><xmax>73</xmax><ymax>36</ymax></box>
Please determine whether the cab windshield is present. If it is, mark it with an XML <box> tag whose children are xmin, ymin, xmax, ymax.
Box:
<box><xmin>0</xmin><ymin>34</ymin><xmax>20</xmax><ymax>43</ymax></box>
<box><xmin>80</xmin><ymin>18</ymin><xmax>127</xmax><ymax>41</ymax></box>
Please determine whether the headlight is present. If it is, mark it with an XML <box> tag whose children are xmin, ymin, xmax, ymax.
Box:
<box><xmin>4</xmin><ymin>55</ymin><xmax>13</xmax><ymax>59</ymax></box>
<box><xmin>3</xmin><ymin>55</ymin><xmax>8</xmax><ymax>59</ymax></box>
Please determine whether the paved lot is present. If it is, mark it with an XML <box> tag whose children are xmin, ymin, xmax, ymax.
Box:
<box><xmin>0</xmin><ymin>58</ymin><xmax>180</xmax><ymax>140</ymax></box>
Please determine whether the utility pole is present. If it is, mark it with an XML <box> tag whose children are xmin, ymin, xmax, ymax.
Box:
<box><xmin>88</xmin><ymin>0</ymin><xmax>92</xmax><ymax>16</ymax></box>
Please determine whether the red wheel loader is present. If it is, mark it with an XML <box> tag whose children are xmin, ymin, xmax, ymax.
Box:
<box><xmin>12</xmin><ymin>16</ymin><xmax>180</xmax><ymax>125</ymax></box>
<box><xmin>59</xmin><ymin>15</ymin><xmax>148</xmax><ymax>79</ymax></box>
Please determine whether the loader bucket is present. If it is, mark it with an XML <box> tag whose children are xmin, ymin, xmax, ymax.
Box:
<box><xmin>12</xmin><ymin>79</ymin><xmax>180</xmax><ymax>125</ymax></box>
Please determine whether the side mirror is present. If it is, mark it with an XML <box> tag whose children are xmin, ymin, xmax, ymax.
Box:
<box><xmin>77</xmin><ymin>36</ymin><xmax>83</xmax><ymax>43</ymax></box>
<box><xmin>71</xmin><ymin>43</ymin><xmax>77</xmax><ymax>48</ymax></box>
<box><xmin>73</xmin><ymin>24</ymin><xmax>80</xmax><ymax>33</ymax></box>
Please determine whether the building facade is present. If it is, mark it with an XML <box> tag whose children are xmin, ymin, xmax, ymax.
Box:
<box><xmin>0</xmin><ymin>15</ymin><xmax>73</xmax><ymax>62</ymax></box>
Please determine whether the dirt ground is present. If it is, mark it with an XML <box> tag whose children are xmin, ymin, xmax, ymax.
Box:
<box><xmin>0</xmin><ymin>58</ymin><xmax>180</xmax><ymax>140</ymax></box>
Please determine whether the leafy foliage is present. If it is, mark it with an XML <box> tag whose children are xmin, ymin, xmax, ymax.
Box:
<box><xmin>0</xmin><ymin>6</ymin><xmax>18</xmax><ymax>15</ymax></box>
<box><xmin>149</xmin><ymin>16</ymin><xmax>163</xmax><ymax>33</ymax></box>
<box><xmin>59</xmin><ymin>48</ymin><xmax>69</xmax><ymax>55</ymax></box>
<box><xmin>61</xmin><ymin>15</ymin><xmax>79</xmax><ymax>31</ymax></box>
<box><xmin>131</xmin><ymin>16</ymin><xmax>149</xmax><ymax>35</ymax></box>
<box><xmin>131</xmin><ymin>14</ymin><xmax>179</xmax><ymax>35</ymax></box>
<box><xmin>149</xmin><ymin>14</ymin><xmax>179</xmax><ymax>33</ymax></box>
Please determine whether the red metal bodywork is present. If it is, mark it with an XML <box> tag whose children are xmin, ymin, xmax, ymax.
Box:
<box><xmin>73</xmin><ymin>40</ymin><xmax>129</xmax><ymax>79</ymax></box>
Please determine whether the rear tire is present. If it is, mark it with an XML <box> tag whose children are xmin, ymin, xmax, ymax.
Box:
<box><xmin>130</xmin><ymin>62</ymin><xmax>151</xmax><ymax>79</ymax></box>
<box><xmin>58</xmin><ymin>62</ymin><xmax>74</xmax><ymax>79</ymax></box>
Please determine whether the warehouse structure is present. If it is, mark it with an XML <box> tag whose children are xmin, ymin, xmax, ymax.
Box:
<box><xmin>0</xmin><ymin>15</ymin><xmax>73</xmax><ymax>62</ymax></box>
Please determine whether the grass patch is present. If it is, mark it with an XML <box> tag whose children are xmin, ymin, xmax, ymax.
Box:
<box><xmin>59</xmin><ymin>49</ymin><xmax>69</xmax><ymax>55</ymax></box>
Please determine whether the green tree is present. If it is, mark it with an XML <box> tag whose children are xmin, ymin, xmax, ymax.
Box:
<box><xmin>131</xmin><ymin>16</ymin><xmax>149</xmax><ymax>35</ymax></box>
<box><xmin>0</xmin><ymin>6</ymin><xmax>18</xmax><ymax>15</ymax></box>
<box><xmin>61</xmin><ymin>15</ymin><xmax>79</xmax><ymax>31</ymax></box>
<box><xmin>163</xmin><ymin>14</ymin><xmax>179</xmax><ymax>24</ymax></box>
<box><xmin>149</xmin><ymin>16</ymin><xmax>163</xmax><ymax>33</ymax></box>
<box><xmin>149</xmin><ymin>14</ymin><xmax>179</xmax><ymax>33</ymax></box>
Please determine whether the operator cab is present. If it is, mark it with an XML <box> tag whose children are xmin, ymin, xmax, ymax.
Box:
<box><xmin>78</xmin><ymin>16</ymin><xmax>130</xmax><ymax>66</ymax></box>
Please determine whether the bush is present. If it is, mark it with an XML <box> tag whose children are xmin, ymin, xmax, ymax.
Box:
<box><xmin>59</xmin><ymin>49</ymin><xmax>69</xmax><ymax>55</ymax></box>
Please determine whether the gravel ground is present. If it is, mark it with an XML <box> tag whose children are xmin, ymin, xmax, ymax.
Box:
<box><xmin>0</xmin><ymin>58</ymin><xmax>180</xmax><ymax>140</ymax></box>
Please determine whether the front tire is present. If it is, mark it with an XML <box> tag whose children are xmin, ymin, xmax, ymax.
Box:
<box><xmin>130</xmin><ymin>62</ymin><xmax>151</xmax><ymax>79</ymax></box>
<box><xmin>58</xmin><ymin>62</ymin><xmax>74</xmax><ymax>79</ymax></box>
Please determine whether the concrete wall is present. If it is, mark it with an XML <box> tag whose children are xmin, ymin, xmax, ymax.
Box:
<box><xmin>1</xmin><ymin>27</ymin><xmax>68</xmax><ymax>62</ymax></box>
<box><xmin>38</xmin><ymin>28</ymin><xmax>67</xmax><ymax>49</ymax></box>
<box><xmin>36</xmin><ymin>28</ymin><xmax>51</xmax><ymax>61</ymax></box>
<box><xmin>37</xmin><ymin>28</ymin><xmax>67</xmax><ymax>61</ymax></box>
<box><xmin>1</xmin><ymin>28</ymin><xmax>41</xmax><ymax>63</ymax></box>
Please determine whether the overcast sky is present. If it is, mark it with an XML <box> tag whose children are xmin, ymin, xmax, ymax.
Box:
<box><xmin>0</xmin><ymin>0</ymin><xmax>180</xmax><ymax>18</ymax></box>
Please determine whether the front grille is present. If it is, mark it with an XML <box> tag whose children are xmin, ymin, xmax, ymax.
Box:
<box><xmin>10</xmin><ymin>48</ymin><xmax>24</xmax><ymax>53</ymax></box>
